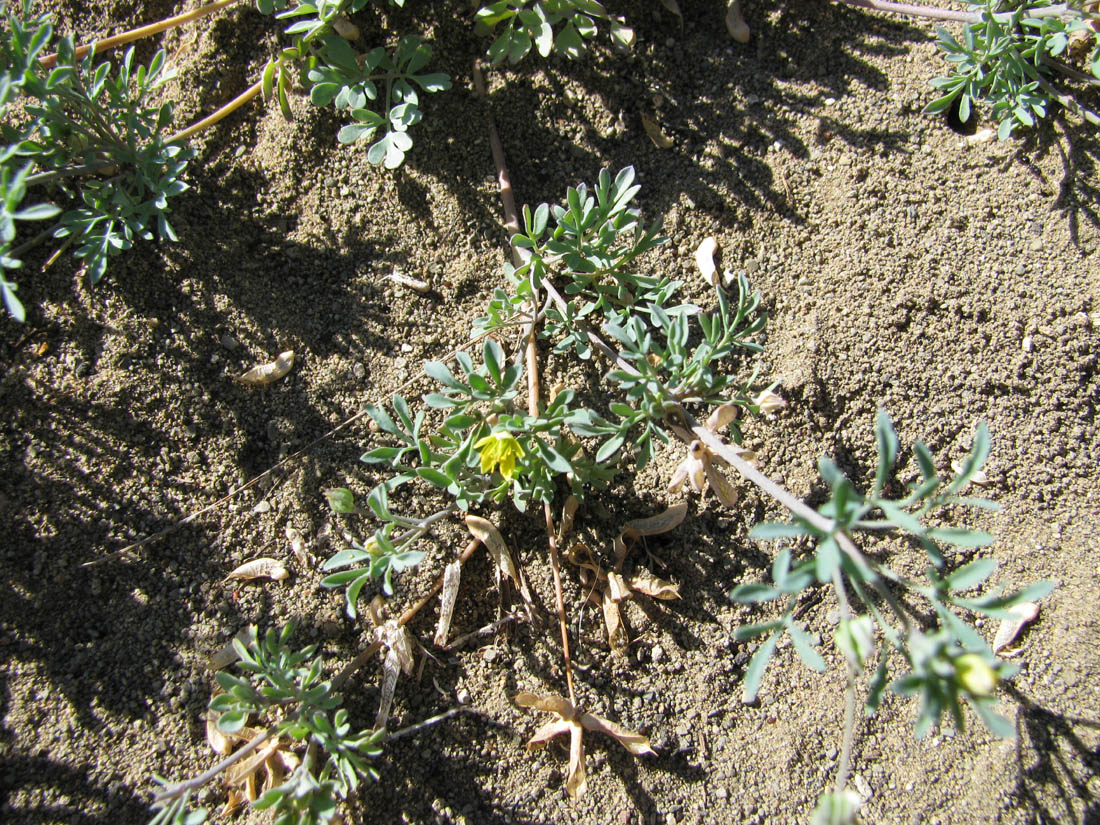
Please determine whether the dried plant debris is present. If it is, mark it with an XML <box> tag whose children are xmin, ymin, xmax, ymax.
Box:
<box><xmin>434</xmin><ymin>560</ymin><xmax>462</xmax><ymax>647</ymax></box>
<box><xmin>641</xmin><ymin>113</ymin><xmax>674</xmax><ymax>149</ymax></box>
<box><xmin>236</xmin><ymin>350</ymin><xmax>295</xmax><ymax>386</ymax></box>
<box><xmin>668</xmin><ymin>403</ymin><xmax>750</xmax><ymax>508</ymax></box>
<box><xmin>568</xmin><ymin>503</ymin><xmax>687</xmax><ymax>653</ymax></box>
<box><xmin>208</xmin><ymin>627</ymin><xmax>254</xmax><ymax>671</ymax></box>
<box><xmin>514</xmin><ymin>691</ymin><xmax>655</xmax><ymax>797</ymax></box>
<box><xmin>726</xmin><ymin>0</ymin><xmax>750</xmax><ymax>43</ymax></box>
<box><xmin>224</xmin><ymin>557</ymin><xmax>290</xmax><ymax>583</ymax></box>
<box><xmin>285</xmin><ymin>525</ymin><xmax>311</xmax><ymax>567</ymax></box>
<box><xmin>992</xmin><ymin>601</ymin><xmax>1040</xmax><ymax>655</ymax></box>
<box><xmin>695</xmin><ymin>236</ymin><xmax>718</xmax><ymax>287</ymax></box>
<box><xmin>952</xmin><ymin>459</ymin><xmax>991</xmax><ymax>486</ymax></box>
<box><xmin>465</xmin><ymin>514</ymin><xmax>536</xmax><ymax>605</ymax></box>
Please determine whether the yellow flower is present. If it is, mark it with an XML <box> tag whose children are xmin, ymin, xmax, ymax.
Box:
<box><xmin>474</xmin><ymin>430</ymin><xmax>524</xmax><ymax>480</ymax></box>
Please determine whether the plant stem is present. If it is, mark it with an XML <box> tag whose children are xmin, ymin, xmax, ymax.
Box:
<box><xmin>26</xmin><ymin>160</ymin><xmax>116</xmax><ymax>186</ymax></box>
<box><xmin>153</xmin><ymin>725</ymin><xmax>276</xmax><ymax>805</ymax></box>
<box><xmin>38</xmin><ymin>0</ymin><xmax>240</xmax><ymax>69</ymax></box>
<box><xmin>169</xmin><ymin>79</ymin><xmax>264</xmax><ymax>143</ymax></box>
<box><xmin>834</xmin><ymin>0</ymin><xmax>1072</xmax><ymax>24</ymax></box>
<box><xmin>8</xmin><ymin>220</ymin><xmax>62</xmax><ymax>258</ymax></box>
<box><xmin>475</xmin><ymin>57</ymin><xmax>576</xmax><ymax>707</ymax></box>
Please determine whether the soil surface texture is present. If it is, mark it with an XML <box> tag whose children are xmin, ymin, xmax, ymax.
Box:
<box><xmin>2</xmin><ymin>2</ymin><xmax>1099</xmax><ymax>825</ymax></box>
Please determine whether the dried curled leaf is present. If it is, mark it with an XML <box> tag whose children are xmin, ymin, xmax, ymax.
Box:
<box><xmin>206</xmin><ymin>715</ymin><xmax>234</xmax><ymax>756</ymax></box>
<box><xmin>623</xmin><ymin>502</ymin><xmax>689</xmax><ymax>538</ymax></box>
<box><xmin>951</xmin><ymin>460</ymin><xmax>991</xmax><ymax>486</ymax></box>
<box><xmin>515</xmin><ymin>691</ymin><xmax>655</xmax><ymax>798</ymax></box>
<box><xmin>603</xmin><ymin>591</ymin><xmax>629</xmax><ymax>655</ymax></box>
<box><xmin>726</xmin><ymin>0</ymin><xmax>750</xmax><ymax>43</ymax></box>
<box><xmin>706</xmin><ymin>402</ymin><xmax>739</xmax><ymax>433</ymax></box>
<box><xmin>641</xmin><ymin>113</ymin><xmax>675</xmax><ymax>149</ymax></box>
<box><xmin>236</xmin><ymin>350</ymin><xmax>294</xmax><ymax>386</ymax></box>
<box><xmin>434</xmin><ymin>560</ymin><xmax>462</xmax><ymax>647</ymax></box>
<box><xmin>992</xmin><ymin>601</ymin><xmax>1040</xmax><ymax>654</ymax></box>
<box><xmin>630</xmin><ymin>568</ymin><xmax>681</xmax><ymax>600</ymax></box>
<box><xmin>695</xmin><ymin>236</ymin><xmax>719</xmax><ymax>287</ymax></box>
<box><xmin>466</xmin><ymin>515</ymin><xmax>519</xmax><ymax>582</ymax></box>
<box><xmin>208</xmin><ymin>627</ymin><xmax>253</xmax><ymax>671</ymax></box>
<box><xmin>224</xmin><ymin>558</ymin><xmax>289</xmax><ymax>583</ymax></box>
<box><xmin>285</xmin><ymin>525</ymin><xmax>310</xmax><ymax>567</ymax></box>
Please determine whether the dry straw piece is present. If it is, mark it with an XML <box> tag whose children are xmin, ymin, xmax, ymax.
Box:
<box><xmin>236</xmin><ymin>350</ymin><xmax>295</xmax><ymax>386</ymax></box>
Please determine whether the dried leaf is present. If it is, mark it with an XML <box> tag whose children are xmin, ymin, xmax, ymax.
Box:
<box><xmin>966</xmin><ymin>128</ymin><xmax>996</xmax><ymax>144</ymax></box>
<box><xmin>331</xmin><ymin>15</ymin><xmax>358</xmax><ymax>40</ymax></box>
<box><xmin>668</xmin><ymin>442</ymin><xmax>707</xmax><ymax>495</ymax></box>
<box><xmin>602</xmin><ymin>591</ymin><xmax>629</xmax><ymax>654</ymax></box>
<box><xmin>206</xmin><ymin>715</ymin><xmax>234</xmax><ymax>755</ymax></box>
<box><xmin>607</xmin><ymin>571</ymin><xmax>632</xmax><ymax>602</ymax></box>
<box><xmin>285</xmin><ymin>525</ymin><xmax>309</xmax><ymax>567</ymax></box>
<box><xmin>951</xmin><ymin>460</ymin><xmax>991</xmax><ymax>486</ymax></box>
<box><xmin>624</xmin><ymin>503</ymin><xmax>689</xmax><ymax>537</ymax></box>
<box><xmin>375</xmin><ymin>646</ymin><xmax>400</xmax><ymax>730</ymax></box>
<box><xmin>705</xmin><ymin>461</ymin><xmax>739</xmax><ymax>508</ymax></box>
<box><xmin>375</xmin><ymin>620</ymin><xmax>416</xmax><ymax>675</ymax></box>
<box><xmin>226</xmin><ymin>738</ymin><xmax>281</xmax><ymax>788</ymax></box>
<box><xmin>726</xmin><ymin>0</ymin><xmax>750</xmax><ymax>43</ymax></box>
<box><xmin>641</xmin><ymin>114</ymin><xmax>674</xmax><ymax>149</ymax></box>
<box><xmin>224</xmin><ymin>557</ymin><xmax>289</xmax><ymax>583</ymax></box>
<box><xmin>660</xmin><ymin>0</ymin><xmax>683</xmax><ymax>22</ymax></box>
<box><xmin>630</xmin><ymin>569</ymin><xmax>681</xmax><ymax>600</ymax></box>
<box><xmin>466</xmin><ymin>515</ymin><xmax>519</xmax><ymax>582</ymax></box>
<box><xmin>992</xmin><ymin>601</ymin><xmax>1040</xmax><ymax>654</ymax></box>
<box><xmin>754</xmin><ymin>389</ymin><xmax>787</xmax><ymax>417</ymax></box>
<box><xmin>208</xmin><ymin>627</ymin><xmax>253</xmax><ymax>671</ymax></box>
<box><xmin>384</xmin><ymin>270</ymin><xmax>430</xmax><ymax>293</ymax></box>
<box><xmin>434</xmin><ymin>560</ymin><xmax>462</xmax><ymax>647</ymax></box>
<box><xmin>515</xmin><ymin>692</ymin><xmax>654</xmax><ymax>798</ymax></box>
<box><xmin>706</xmin><ymin>403</ymin><xmax>739</xmax><ymax>433</ymax></box>
<box><xmin>695</xmin><ymin>236</ymin><xmax>719</xmax><ymax>287</ymax></box>
<box><xmin>221</xmin><ymin>789</ymin><xmax>246</xmax><ymax>817</ymax></box>
<box><xmin>236</xmin><ymin>350</ymin><xmax>294</xmax><ymax>386</ymax></box>
<box><xmin>557</xmin><ymin>495</ymin><xmax>579</xmax><ymax>544</ymax></box>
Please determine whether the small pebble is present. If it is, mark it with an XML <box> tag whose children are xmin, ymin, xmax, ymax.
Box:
<box><xmin>1022</xmin><ymin>336</ymin><xmax>1034</xmax><ymax>353</ymax></box>
<box><xmin>651</xmin><ymin>645</ymin><xmax>665</xmax><ymax>663</ymax></box>
<box><xmin>219</xmin><ymin>334</ymin><xmax>239</xmax><ymax>351</ymax></box>
<box><xmin>253</xmin><ymin>500</ymin><xmax>271</xmax><ymax>514</ymax></box>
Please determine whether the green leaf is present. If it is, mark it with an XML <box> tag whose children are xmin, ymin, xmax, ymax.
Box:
<box><xmin>815</xmin><ymin>536</ymin><xmax>840</xmax><ymax>584</ymax></box>
<box><xmin>788</xmin><ymin>622</ymin><xmax>826</xmax><ymax>672</ymax></box>
<box><xmin>216</xmin><ymin>710</ymin><xmax>247</xmax><ymax>733</ymax></box>
<box><xmin>417</xmin><ymin>467</ymin><xmax>451</xmax><ymax>488</ymax></box>
<box><xmin>733</xmin><ymin>620</ymin><xmax>784</xmax><ymax>641</ymax></box>
<box><xmin>595</xmin><ymin>432</ymin><xmax>625</xmax><ymax>463</ymax></box>
<box><xmin>873</xmin><ymin>410</ymin><xmax>898</xmax><ymax>495</ymax></box>
<box><xmin>749</xmin><ymin>522</ymin><xmax>816</xmax><ymax>541</ymax></box>
<box><xmin>742</xmin><ymin>632</ymin><xmax>779</xmax><ymax>703</ymax></box>
<box><xmin>729</xmin><ymin>582</ymin><xmax>781</xmax><ymax>603</ymax></box>
<box><xmin>967</xmin><ymin>695</ymin><xmax>1015</xmax><ymax>738</ymax></box>
<box><xmin>927</xmin><ymin>527</ymin><xmax>993</xmax><ymax>548</ymax></box>
<box><xmin>426</xmin><ymin>361</ymin><xmax>465</xmax><ymax>391</ymax></box>
<box><xmin>325</xmin><ymin>487</ymin><xmax>355</xmax><ymax>513</ymax></box>
<box><xmin>946</xmin><ymin>558</ymin><xmax>998</xmax><ymax>591</ymax></box>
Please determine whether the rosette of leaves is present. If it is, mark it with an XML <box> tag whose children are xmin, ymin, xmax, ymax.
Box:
<box><xmin>927</xmin><ymin>0</ymin><xmax>1100</xmax><ymax>138</ymax></box>
<box><xmin>475</xmin><ymin>0</ymin><xmax>634</xmax><ymax>64</ymax></box>
<box><xmin>731</xmin><ymin>411</ymin><xmax>1053</xmax><ymax>737</ymax></box>
<box><xmin>324</xmin><ymin>168</ymin><xmax>770</xmax><ymax>616</ymax></box>
<box><xmin>256</xmin><ymin>0</ymin><xmax>451</xmax><ymax>169</ymax></box>
<box><xmin>0</xmin><ymin>2</ymin><xmax>192</xmax><ymax>315</ymax></box>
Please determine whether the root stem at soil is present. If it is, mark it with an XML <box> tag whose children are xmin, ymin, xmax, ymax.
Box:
<box><xmin>38</xmin><ymin>0</ymin><xmax>240</xmax><ymax>70</ymax></box>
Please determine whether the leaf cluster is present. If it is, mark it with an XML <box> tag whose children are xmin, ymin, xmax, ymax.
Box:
<box><xmin>732</xmin><ymin>411</ymin><xmax>1053</xmax><ymax>738</ymax></box>
<box><xmin>152</xmin><ymin>623</ymin><xmax>383</xmax><ymax>825</ymax></box>
<box><xmin>475</xmin><ymin>0</ymin><xmax>633</xmax><ymax>65</ymax></box>
<box><xmin>927</xmin><ymin>0</ymin><xmax>1100</xmax><ymax>138</ymax></box>
<box><xmin>0</xmin><ymin>2</ymin><xmax>192</xmax><ymax>316</ymax></box>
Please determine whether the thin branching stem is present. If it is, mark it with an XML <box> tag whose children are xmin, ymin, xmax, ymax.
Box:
<box><xmin>26</xmin><ymin>160</ymin><xmax>115</xmax><ymax>186</ymax></box>
<box><xmin>834</xmin><ymin>0</ymin><xmax>1072</xmax><ymax>24</ymax></box>
<box><xmin>169</xmin><ymin>79</ymin><xmax>263</xmax><ymax>143</ymax></box>
<box><xmin>153</xmin><ymin>725</ymin><xmax>276</xmax><ymax>805</ymax></box>
<box><xmin>38</xmin><ymin>0</ymin><xmax>240</xmax><ymax>69</ymax></box>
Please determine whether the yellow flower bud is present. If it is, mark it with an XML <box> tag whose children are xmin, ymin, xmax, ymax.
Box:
<box><xmin>954</xmin><ymin>653</ymin><xmax>998</xmax><ymax>697</ymax></box>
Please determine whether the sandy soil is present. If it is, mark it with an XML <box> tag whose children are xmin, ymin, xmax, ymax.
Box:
<box><xmin>2</xmin><ymin>1</ymin><xmax>1099</xmax><ymax>824</ymax></box>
